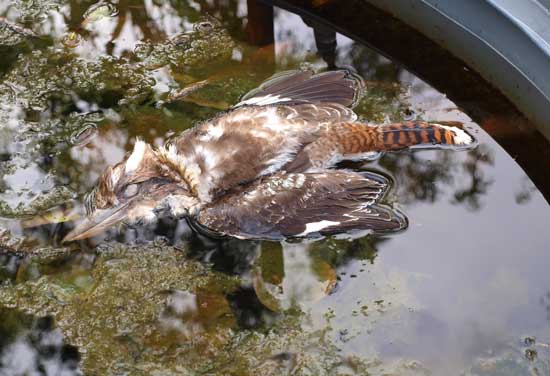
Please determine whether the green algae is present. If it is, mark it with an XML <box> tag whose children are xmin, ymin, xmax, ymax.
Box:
<box><xmin>0</xmin><ymin>14</ymin><xmax>237</xmax><ymax>220</ymax></box>
<box><xmin>466</xmin><ymin>348</ymin><xmax>550</xmax><ymax>376</ymax></box>
<box><xmin>1</xmin><ymin>49</ymin><xmax>156</xmax><ymax>111</ymax></box>
<box><xmin>0</xmin><ymin>186</ymin><xmax>74</xmax><ymax>218</ymax></box>
<box><xmin>134</xmin><ymin>16</ymin><xmax>234</xmax><ymax>71</ymax></box>
<box><xmin>0</xmin><ymin>228</ymin><xmax>74</xmax><ymax>260</ymax></box>
<box><xmin>0</xmin><ymin>239</ymin><xmax>380</xmax><ymax>375</ymax></box>
<box><xmin>0</xmin><ymin>233</ymin><xmax>400</xmax><ymax>375</ymax></box>
<box><xmin>0</xmin><ymin>17</ymin><xmax>39</xmax><ymax>46</ymax></box>
<box><xmin>0</xmin><ymin>13</ymin><xmax>234</xmax><ymax>112</ymax></box>
<box><xmin>0</xmin><ymin>241</ymin><xmax>239</xmax><ymax>374</ymax></box>
<box><xmin>355</xmin><ymin>82</ymin><xmax>409</xmax><ymax>124</ymax></box>
<box><xmin>8</xmin><ymin>0</ymin><xmax>62</xmax><ymax>22</ymax></box>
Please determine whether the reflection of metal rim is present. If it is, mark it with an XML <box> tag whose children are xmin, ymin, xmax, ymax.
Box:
<box><xmin>265</xmin><ymin>0</ymin><xmax>550</xmax><ymax>201</ymax></box>
<box><xmin>271</xmin><ymin>0</ymin><xmax>550</xmax><ymax>140</ymax></box>
<box><xmin>362</xmin><ymin>0</ymin><xmax>550</xmax><ymax>141</ymax></box>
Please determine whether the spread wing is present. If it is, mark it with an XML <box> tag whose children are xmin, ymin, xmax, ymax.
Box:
<box><xmin>195</xmin><ymin>170</ymin><xmax>407</xmax><ymax>240</ymax></box>
<box><xmin>234</xmin><ymin>69</ymin><xmax>364</xmax><ymax>108</ymax></box>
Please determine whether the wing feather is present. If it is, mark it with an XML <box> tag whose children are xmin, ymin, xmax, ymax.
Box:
<box><xmin>235</xmin><ymin>70</ymin><xmax>364</xmax><ymax>108</ymax></box>
<box><xmin>196</xmin><ymin>170</ymin><xmax>407</xmax><ymax>240</ymax></box>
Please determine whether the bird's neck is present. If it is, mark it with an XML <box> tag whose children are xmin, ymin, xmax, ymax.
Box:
<box><xmin>154</xmin><ymin>145</ymin><xmax>202</xmax><ymax>199</ymax></box>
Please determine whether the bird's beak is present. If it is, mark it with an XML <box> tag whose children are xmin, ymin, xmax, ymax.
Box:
<box><xmin>62</xmin><ymin>203</ymin><xmax>130</xmax><ymax>242</ymax></box>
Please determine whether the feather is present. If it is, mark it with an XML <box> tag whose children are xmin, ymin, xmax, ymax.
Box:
<box><xmin>234</xmin><ymin>69</ymin><xmax>364</xmax><ymax>108</ymax></box>
<box><xmin>196</xmin><ymin>170</ymin><xmax>406</xmax><ymax>240</ymax></box>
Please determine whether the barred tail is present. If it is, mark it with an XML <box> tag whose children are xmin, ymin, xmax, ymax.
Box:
<box><xmin>284</xmin><ymin>121</ymin><xmax>476</xmax><ymax>172</ymax></box>
<box><xmin>373</xmin><ymin>121</ymin><xmax>475</xmax><ymax>151</ymax></box>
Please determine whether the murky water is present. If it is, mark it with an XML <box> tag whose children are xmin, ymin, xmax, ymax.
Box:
<box><xmin>1</xmin><ymin>1</ymin><xmax>549</xmax><ymax>375</ymax></box>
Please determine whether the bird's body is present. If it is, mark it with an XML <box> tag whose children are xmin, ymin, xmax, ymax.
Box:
<box><xmin>64</xmin><ymin>70</ymin><xmax>476</xmax><ymax>242</ymax></box>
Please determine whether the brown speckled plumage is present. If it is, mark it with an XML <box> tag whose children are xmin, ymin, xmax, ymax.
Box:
<box><xmin>64</xmin><ymin>70</ymin><xmax>476</xmax><ymax>242</ymax></box>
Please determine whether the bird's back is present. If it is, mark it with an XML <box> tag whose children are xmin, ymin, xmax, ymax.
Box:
<box><xmin>167</xmin><ymin>103</ymin><xmax>349</xmax><ymax>202</ymax></box>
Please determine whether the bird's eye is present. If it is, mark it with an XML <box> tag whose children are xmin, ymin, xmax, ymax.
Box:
<box><xmin>124</xmin><ymin>184</ymin><xmax>139</xmax><ymax>198</ymax></box>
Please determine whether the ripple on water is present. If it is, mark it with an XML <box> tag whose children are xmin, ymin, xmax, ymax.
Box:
<box><xmin>69</xmin><ymin>123</ymin><xmax>97</xmax><ymax>147</ymax></box>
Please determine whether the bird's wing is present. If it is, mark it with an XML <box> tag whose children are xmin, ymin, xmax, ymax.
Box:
<box><xmin>234</xmin><ymin>69</ymin><xmax>364</xmax><ymax>108</ymax></box>
<box><xmin>195</xmin><ymin>170</ymin><xmax>407</xmax><ymax>240</ymax></box>
<box><xmin>165</xmin><ymin>71</ymin><xmax>364</xmax><ymax>201</ymax></box>
<box><xmin>170</xmin><ymin>101</ymin><xmax>361</xmax><ymax>201</ymax></box>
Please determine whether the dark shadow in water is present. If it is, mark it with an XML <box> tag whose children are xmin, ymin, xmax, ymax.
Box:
<box><xmin>0</xmin><ymin>308</ymin><xmax>81</xmax><ymax>375</ymax></box>
<box><xmin>377</xmin><ymin>145</ymin><xmax>495</xmax><ymax>209</ymax></box>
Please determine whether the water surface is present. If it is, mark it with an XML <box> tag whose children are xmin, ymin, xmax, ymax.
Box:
<box><xmin>0</xmin><ymin>1</ymin><xmax>549</xmax><ymax>375</ymax></box>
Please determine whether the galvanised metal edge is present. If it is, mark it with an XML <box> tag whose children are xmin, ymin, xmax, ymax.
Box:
<box><xmin>364</xmin><ymin>0</ymin><xmax>550</xmax><ymax>141</ymax></box>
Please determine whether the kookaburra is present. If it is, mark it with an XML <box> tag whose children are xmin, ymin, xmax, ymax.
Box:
<box><xmin>63</xmin><ymin>70</ymin><xmax>476</xmax><ymax>242</ymax></box>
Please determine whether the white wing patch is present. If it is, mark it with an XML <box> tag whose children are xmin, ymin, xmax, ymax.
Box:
<box><xmin>125</xmin><ymin>139</ymin><xmax>146</xmax><ymax>173</ymax></box>
<box><xmin>297</xmin><ymin>220</ymin><xmax>340</xmax><ymax>236</ymax></box>
<box><xmin>235</xmin><ymin>94</ymin><xmax>292</xmax><ymax>107</ymax></box>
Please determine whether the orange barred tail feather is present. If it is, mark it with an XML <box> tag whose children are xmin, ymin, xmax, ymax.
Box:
<box><xmin>284</xmin><ymin>121</ymin><xmax>477</xmax><ymax>172</ymax></box>
<box><xmin>372</xmin><ymin>121</ymin><xmax>475</xmax><ymax>151</ymax></box>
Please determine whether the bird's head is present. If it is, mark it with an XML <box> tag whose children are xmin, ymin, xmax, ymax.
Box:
<box><xmin>63</xmin><ymin>139</ymin><xmax>199</xmax><ymax>242</ymax></box>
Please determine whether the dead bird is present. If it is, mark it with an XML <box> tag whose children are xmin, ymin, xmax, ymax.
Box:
<box><xmin>63</xmin><ymin>70</ymin><xmax>476</xmax><ymax>242</ymax></box>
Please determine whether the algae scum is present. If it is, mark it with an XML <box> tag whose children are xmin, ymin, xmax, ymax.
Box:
<box><xmin>1</xmin><ymin>1</ymin><xmax>550</xmax><ymax>375</ymax></box>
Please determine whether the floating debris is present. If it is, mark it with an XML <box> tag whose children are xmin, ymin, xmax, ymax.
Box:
<box><xmin>170</xmin><ymin>32</ymin><xmax>192</xmax><ymax>47</ymax></box>
<box><xmin>69</xmin><ymin>123</ymin><xmax>98</xmax><ymax>147</ymax></box>
<box><xmin>61</xmin><ymin>2</ymin><xmax>119</xmax><ymax>48</ymax></box>
<box><xmin>525</xmin><ymin>348</ymin><xmax>538</xmax><ymax>362</ymax></box>
<box><xmin>81</xmin><ymin>1</ymin><xmax>119</xmax><ymax>27</ymax></box>
<box><xmin>0</xmin><ymin>17</ymin><xmax>38</xmax><ymax>46</ymax></box>
<box><xmin>194</xmin><ymin>20</ymin><xmax>216</xmax><ymax>34</ymax></box>
<box><xmin>61</xmin><ymin>31</ymin><xmax>82</xmax><ymax>48</ymax></box>
<box><xmin>525</xmin><ymin>336</ymin><xmax>537</xmax><ymax>346</ymax></box>
<box><xmin>21</xmin><ymin>204</ymin><xmax>81</xmax><ymax>228</ymax></box>
<box><xmin>166</xmin><ymin>79</ymin><xmax>210</xmax><ymax>102</ymax></box>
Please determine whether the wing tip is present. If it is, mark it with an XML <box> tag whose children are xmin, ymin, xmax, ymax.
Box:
<box><xmin>295</xmin><ymin>205</ymin><xmax>408</xmax><ymax>238</ymax></box>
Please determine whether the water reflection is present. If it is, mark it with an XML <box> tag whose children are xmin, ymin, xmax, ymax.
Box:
<box><xmin>159</xmin><ymin>289</ymin><xmax>234</xmax><ymax>339</ymax></box>
<box><xmin>0</xmin><ymin>308</ymin><xmax>81</xmax><ymax>376</ymax></box>
<box><xmin>0</xmin><ymin>0</ymin><xmax>497</xmax><ymax>221</ymax></box>
<box><xmin>1</xmin><ymin>0</ymin><xmax>549</xmax><ymax>375</ymax></box>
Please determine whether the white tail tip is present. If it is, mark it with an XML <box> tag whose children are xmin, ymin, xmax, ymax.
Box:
<box><xmin>438</xmin><ymin>124</ymin><xmax>474</xmax><ymax>145</ymax></box>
